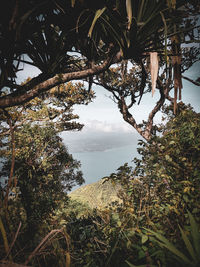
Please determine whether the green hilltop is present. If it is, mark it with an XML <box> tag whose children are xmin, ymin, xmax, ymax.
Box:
<box><xmin>69</xmin><ymin>178</ymin><xmax>122</xmax><ymax>209</ymax></box>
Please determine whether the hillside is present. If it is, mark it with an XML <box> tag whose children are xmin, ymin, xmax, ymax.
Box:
<box><xmin>69</xmin><ymin>178</ymin><xmax>122</xmax><ymax>209</ymax></box>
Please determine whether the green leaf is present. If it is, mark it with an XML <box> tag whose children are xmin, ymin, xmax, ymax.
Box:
<box><xmin>165</xmin><ymin>155</ymin><xmax>172</xmax><ymax>161</ymax></box>
<box><xmin>179</xmin><ymin>225</ymin><xmax>196</xmax><ymax>262</ymax></box>
<box><xmin>100</xmin><ymin>17</ymin><xmax>127</xmax><ymax>51</ymax></box>
<box><xmin>117</xmin><ymin>220</ymin><xmax>122</xmax><ymax>227</ymax></box>
<box><xmin>183</xmin><ymin>195</ymin><xmax>189</xmax><ymax>203</ymax></box>
<box><xmin>141</xmin><ymin>234</ymin><xmax>148</xmax><ymax>244</ymax></box>
<box><xmin>137</xmin><ymin>0</ymin><xmax>145</xmax><ymax>22</ymax></box>
<box><xmin>138</xmin><ymin>249</ymin><xmax>145</xmax><ymax>259</ymax></box>
<box><xmin>144</xmin><ymin>228</ymin><xmax>191</xmax><ymax>264</ymax></box>
<box><xmin>88</xmin><ymin>7</ymin><xmax>107</xmax><ymax>38</ymax></box>
<box><xmin>188</xmin><ymin>211</ymin><xmax>200</xmax><ymax>256</ymax></box>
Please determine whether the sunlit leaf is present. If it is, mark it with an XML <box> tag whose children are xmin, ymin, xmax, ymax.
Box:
<box><xmin>71</xmin><ymin>0</ymin><xmax>75</xmax><ymax>7</ymax></box>
<box><xmin>179</xmin><ymin>225</ymin><xmax>196</xmax><ymax>262</ymax></box>
<box><xmin>167</xmin><ymin>0</ymin><xmax>176</xmax><ymax>9</ymax></box>
<box><xmin>126</xmin><ymin>0</ymin><xmax>132</xmax><ymax>30</ymax></box>
<box><xmin>141</xmin><ymin>234</ymin><xmax>148</xmax><ymax>244</ymax></box>
<box><xmin>88</xmin><ymin>7</ymin><xmax>107</xmax><ymax>38</ymax></box>
<box><xmin>66</xmin><ymin>251</ymin><xmax>71</xmax><ymax>267</ymax></box>
<box><xmin>188</xmin><ymin>211</ymin><xmax>200</xmax><ymax>256</ymax></box>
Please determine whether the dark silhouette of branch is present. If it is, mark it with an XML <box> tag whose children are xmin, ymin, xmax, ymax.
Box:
<box><xmin>182</xmin><ymin>75</ymin><xmax>200</xmax><ymax>86</ymax></box>
<box><xmin>95</xmin><ymin>61</ymin><xmax>176</xmax><ymax>141</ymax></box>
<box><xmin>138</xmin><ymin>61</ymin><xmax>148</xmax><ymax>105</ymax></box>
<box><xmin>0</xmin><ymin>51</ymin><xmax>122</xmax><ymax>108</ymax></box>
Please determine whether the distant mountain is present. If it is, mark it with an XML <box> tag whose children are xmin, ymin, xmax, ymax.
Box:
<box><xmin>69</xmin><ymin>178</ymin><xmax>122</xmax><ymax>209</ymax></box>
<box><xmin>62</xmin><ymin>131</ymin><xmax>139</xmax><ymax>153</ymax></box>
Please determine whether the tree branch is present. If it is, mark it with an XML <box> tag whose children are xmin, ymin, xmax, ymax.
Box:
<box><xmin>118</xmin><ymin>96</ymin><xmax>146</xmax><ymax>139</ymax></box>
<box><xmin>182</xmin><ymin>75</ymin><xmax>200</xmax><ymax>86</ymax></box>
<box><xmin>0</xmin><ymin>53</ymin><xmax>120</xmax><ymax>108</ymax></box>
<box><xmin>138</xmin><ymin>61</ymin><xmax>148</xmax><ymax>105</ymax></box>
<box><xmin>146</xmin><ymin>80</ymin><xmax>167</xmax><ymax>135</ymax></box>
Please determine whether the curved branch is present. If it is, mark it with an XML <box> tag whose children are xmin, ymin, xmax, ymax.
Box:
<box><xmin>93</xmin><ymin>80</ymin><xmax>120</xmax><ymax>95</ymax></box>
<box><xmin>0</xmin><ymin>53</ymin><xmax>121</xmax><ymax>108</ymax></box>
<box><xmin>118</xmin><ymin>96</ymin><xmax>147</xmax><ymax>140</ymax></box>
<box><xmin>145</xmin><ymin>79</ymin><xmax>167</xmax><ymax>135</ymax></box>
<box><xmin>116</xmin><ymin>78</ymin><xmax>172</xmax><ymax>141</ymax></box>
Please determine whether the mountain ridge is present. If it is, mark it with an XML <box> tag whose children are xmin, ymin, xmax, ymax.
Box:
<box><xmin>69</xmin><ymin>178</ymin><xmax>122</xmax><ymax>209</ymax></box>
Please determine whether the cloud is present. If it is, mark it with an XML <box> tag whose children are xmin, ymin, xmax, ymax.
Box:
<box><xmin>81</xmin><ymin>120</ymin><xmax>133</xmax><ymax>134</ymax></box>
<box><xmin>61</xmin><ymin>119</ymin><xmax>140</xmax><ymax>153</ymax></box>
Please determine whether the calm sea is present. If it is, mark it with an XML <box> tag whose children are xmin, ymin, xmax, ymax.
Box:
<box><xmin>71</xmin><ymin>143</ymin><xmax>138</xmax><ymax>189</ymax></box>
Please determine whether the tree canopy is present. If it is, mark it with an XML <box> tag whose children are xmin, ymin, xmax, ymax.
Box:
<box><xmin>0</xmin><ymin>0</ymin><xmax>199</xmax><ymax>108</ymax></box>
<box><xmin>94</xmin><ymin>46</ymin><xmax>199</xmax><ymax>141</ymax></box>
<box><xmin>0</xmin><ymin>82</ymin><xmax>87</xmax><ymax>254</ymax></box>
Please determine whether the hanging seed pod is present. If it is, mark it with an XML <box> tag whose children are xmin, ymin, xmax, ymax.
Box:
<box><xmin>150</xmin><ymin>52</ymin><xmax>159</xmax><ymax>96</ymax></box>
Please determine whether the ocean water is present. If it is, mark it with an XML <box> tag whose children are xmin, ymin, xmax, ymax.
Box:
<box><xmin>62</xmin><ymin>130</ymin><xmax>141</xmax><ymax>190</ymax></box>
<box><xmin>70</xmin><ymin>143</ymin><xmax>139</xmax><ymax>189</ymax></box>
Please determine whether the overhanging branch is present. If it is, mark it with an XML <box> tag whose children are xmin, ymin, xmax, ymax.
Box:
<box><xmin>0</xmin><ymin>52</ymin><xmax>121</xmax><ymax>108</ymax></box>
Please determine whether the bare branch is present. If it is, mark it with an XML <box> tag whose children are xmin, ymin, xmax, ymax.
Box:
<box><xmin>146</xmin><ymin>79</ymin><xmax>167</xmax><ymax>134</ymax></box>
<box><xmin>182</xmin><ymin>75</ymin><xmax>200</xmax><ymax>86</ymax></box>
<box><xmin>118</xmin><ymin>96</ymin><xmax>147</xmax><ymax>140</ymax></box>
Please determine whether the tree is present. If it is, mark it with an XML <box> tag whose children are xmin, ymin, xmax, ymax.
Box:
<box><xmin>0</xmin><ymin>0</ymin><xmax>198</xmax><ymax>108</ymax></box>
<box><xmin>95</xmin><ymin>103</ymin><xmax>200</xmax><ymax>266</ymax></box>
<box><xmin>94</xmin><ymin>43</ymin><xmax>200</xmax><ymax>141</ymax></box>
<box><xmin>108</xmin><ymin>103</ymin><xmax>200</xmax><ymax>234</ymax></box>
<box><xmin>0</xmin><ymin>80</ymin><xmax>93</xmax><ymax>208</ymax></box>
<box><xmin>0</xmin><ymin>81</ymin><xmax>93</xmax><ymax>247</ymax></box>
<box><xmin>1</xmin><ymin>123</ymin><xmax>84</xmax><ymax>239</ymax></box>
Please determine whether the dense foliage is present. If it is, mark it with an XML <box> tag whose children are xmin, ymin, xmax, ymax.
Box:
<box><xmin>0</xmin><ymin>91</ymin><xmax>200</xmax><ymax>266</ymax></box>
<box><xmin>0</xmin><ymin>0</ymin><xmax>199</xmax><ymax>107</ymax></box>
<box><xmin>65</xmin><ymin>103</ymin><xmax>200</xmax><ymax>267</ymax></box>
<box><xmin>2</xmin><ymin>124</ymin><xmax>83</xmax><ymax>235</ymax></box>
<box><xmin>0</xmin><ymin>81</ymin><xmax>89</xmax><ymax>264</ymax></box>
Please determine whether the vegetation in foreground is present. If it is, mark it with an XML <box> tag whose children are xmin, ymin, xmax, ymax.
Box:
<box><xmin>0</xmin><ymin>103</ymin><xmax>199</xmax><ymax>266</ymax></box>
